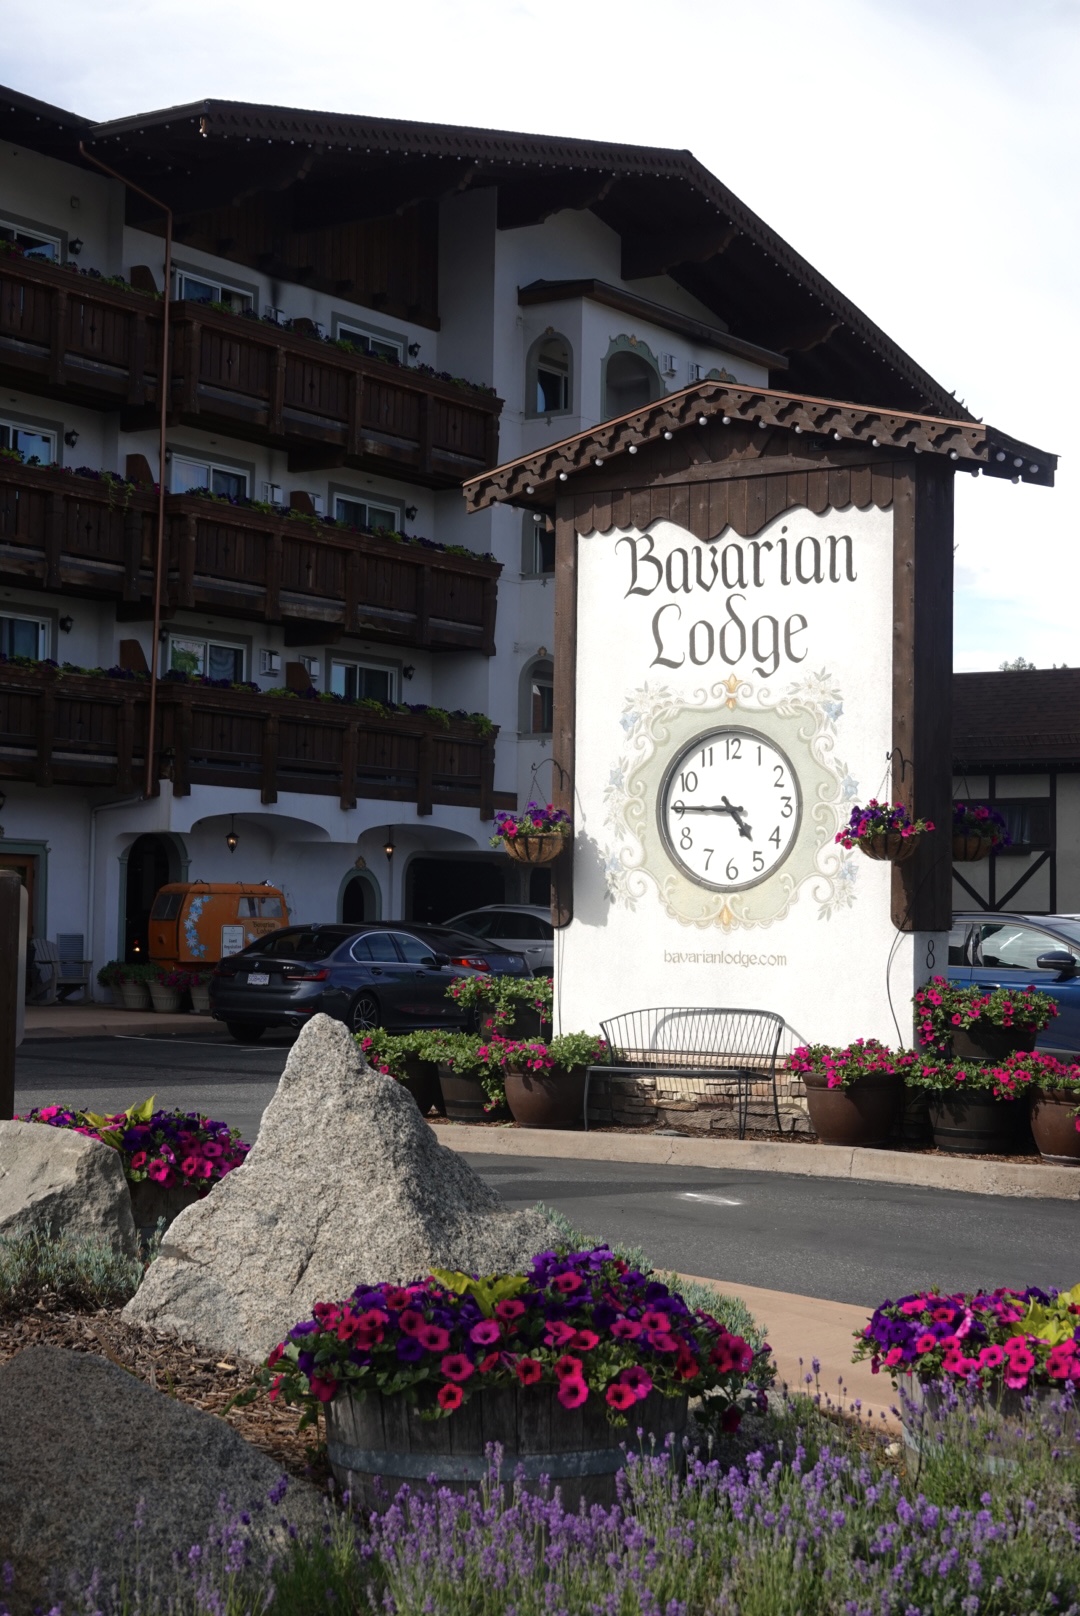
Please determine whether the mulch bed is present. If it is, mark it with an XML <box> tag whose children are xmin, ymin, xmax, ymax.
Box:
<box><xmin>0</xmin><ymin>1300</ymin><xmax>330</xmax><ymax>1490</ymax></box>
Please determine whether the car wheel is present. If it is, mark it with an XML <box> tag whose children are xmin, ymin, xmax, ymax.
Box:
<box><xmin>226</xmin><ymin>1021</ymin><xmax>265</xmax><ymax>1044</ymax></box>
<box><xmin>349</xmin><ymin>993</ymin><xmax>380</xmax><ymax>1034</ymax></box>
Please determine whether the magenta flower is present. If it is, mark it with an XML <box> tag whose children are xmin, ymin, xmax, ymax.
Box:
<box><xmin>469</xmin><ymin>1320</ymin><xmax>501</xmax><ymax>1347</ymax></box>
<box><xmin>619</xmin><ymin>1366</ymin><xmax>653</xmax><ymax>1401</ymax></box>
<box><xmin>440</xmin><ymin>1354</ymin><xmax>475</xmax><ymax>1383</ymax></box>
<box><xmin>418</xmin><ymin>1324</ymin><xmax>450</xmax><ymax>1353</ymax></box>
<box><xmin>557</xmin><ymin>1377</ymin><xmax>589</xmax><ymax>1409</ymax></box>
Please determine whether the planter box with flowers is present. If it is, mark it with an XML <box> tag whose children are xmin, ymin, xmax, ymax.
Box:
<box><xmin>189</xmin><ymin>971</ymin><xmax>213</xmax><ymax>1014</ymax></box>
<box><xmin>835</xmin><ymin>800</ymin><xmax>934</xmax><ymax>864</ymax></box>
<box><xmin>446</xmin><ymin>972</ymin><xmax>553</xmax><ymax>1041</ymax></box>
<box><xmin>355</xmin><ymin>1028</ymin><xmax>446</xmax><ymax>1117</ymax></box>
<box><xmin>426</xmin><ymin>1030</ymin><xmax>512</xmax><ymax>1121</ymax></box>
<box><xmin>999</xmin><ymin>1051</ymin><xmax>1080</xmax><ymax>1164</ymax></box>
<box><xmin>790</xmin><ymin>1038</ymin><xmax>903</xmax><ymax>1147</ymax></box>
<box><xmin>497</xmin><ymin>1030</ymin><xmax>608</xmax><ymax>1128</ymax></box>
<box><xmin>952</xmin><ymin>801</ymin><xmax>1012</xmax><ymax>862</ymax></box>
<box><xmin>99</xmin><ymin>960</ymin><xmax>157</xmax><ymax>1010</ymax></box>
<box><xmin>150</xmin><ymin>967</ymin><xmax>197</xmax><ymax>1013</ymax></box>
<box><xmin>253</xmin><ymin>1245</ymin><xmax>772</xmax><ymax>1511</ymax></box>
<box><xmin>16</xmin><ymin>1095</ymin><xmax>251</xmax><ymax>1232</ymax></box>
<box><xmin>901</xmin><ymin>1051</ymin><xmax>1035</xmax><ymax>1153</ymax></box>
<box><xmin>914</xmin><ymin>976</ymin><xmax>1057</xmax><ymax>1061</ymax></box>
<box><xmin>491</xmin><ymin>801</ymin><xmax>571</xmax><ymax>865</ymax></box>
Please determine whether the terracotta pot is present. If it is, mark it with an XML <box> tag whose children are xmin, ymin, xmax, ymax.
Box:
<box><xmin>951</xmin><ymin>1023</ymin><xmax>1037</xmax><ymax>1061</ymax></box>
<box><xmin>952</xmin><ymin>833</ymin><xmax>997</xmax><ymax>862</ymax></box>
<box><xmin>118</xmin><ymin>980</ymin><xmax>151</xmax><ymax>1011</ymax></box>
<box><xmin>1029</xmin><ymin>1088</ymin><xmax>1080</xmax><ymax>1165</ymax></box>
<box><xmin>326</xmin><ymin>1384</ymin><xmax>687</xmax><ymax>1513</ymax></box>
<box><xmin>505</xmin><ymin>1064</ymin><xmax>586</xmax><ymax>1128</ymax></box>
<box><xmin>437</xmin><ymin>1063</ymin><xmax>509</xmax><ymax>1122</ymax></box>
<box><xmin>927</xmin><ymin>1093</ymin><xmax>1023</xmax><ymax>1153</ymax></box>
<box><xmin>856</xmin><ymin>831</ymin><xmax>919</xmax><ymax>863</ymax></box>
<box><xmin>501</xmin><ymin>832</ymin><xmax>567</xmax><ymax>866</ymax></box>
<box><xmin>803</xmin><ymin>1070</ymin><xmax>900</xmax><ymax>1147</ymax></box>
<box><xmin>398</xmin><ymin>1055</ymin><xmax>445</xmax><ymax>1117</ymax></box>
<box><xmin>148</xmin><ymin>982</ymin><xmax>183</xmax><ymax>1013</ymax></box>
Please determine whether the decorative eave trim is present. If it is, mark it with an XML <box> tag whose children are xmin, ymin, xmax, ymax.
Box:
<box><xmin>462</xmin><ymin>383</ymin><xmax>1056</xmax><ymax>512</ymax></box>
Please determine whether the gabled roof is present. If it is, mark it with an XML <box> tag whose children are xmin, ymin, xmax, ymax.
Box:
<box><xmin>0</xmin><ymin>84</ymin><xmax>90</xmax><ymax>159</ymax></box>
<box><xmin>462</xmin><ymin>381</ymin><xmax>1055</xmax><ymax>514</ymax></box>
<box><xmin>954</xmin><ymin>670</ymin><xmax>1080</xmax><ymax>771</ymax></box>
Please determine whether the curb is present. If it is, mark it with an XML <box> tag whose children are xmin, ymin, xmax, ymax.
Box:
<box><xmin>431</xmin><ymin>1122</ymin><xmax>1080</xmax><ymax>1201</ymax></box>
<box><xmin>22</xmin><ymin>1015</ymin><xmax>222</xmax><ymax>1043</ymax></box>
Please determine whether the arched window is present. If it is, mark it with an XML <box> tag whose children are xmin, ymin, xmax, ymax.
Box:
<box><xmin>525</xmin><ymin>333</ymin><xmax>572</xmax><ymax>418</ymax></box>
<box><xmin>603</xmin><ymin>348</ymin><xmax>662</xmax><ymax>418</ymax></box>
<box><xmin>521</xmin><ymin>510</ymin><xmax>555</xmax><ymax>577</ymax></box>
<box><xmin>520</xmin><ymin>658</ymin><xmax>554</xmax><ymax>736</ymax></box>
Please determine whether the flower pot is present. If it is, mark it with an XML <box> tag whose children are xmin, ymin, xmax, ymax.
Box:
<box><xmin>927</xmin><ymin>1093</ymin><xmax>1023</xmax><ymax>1153</ymax></box>
<box><xmin>437</xmin><ymin>1063</ymin><xmax>510</xmax><ymax>1122</ymax></box>
<box><xmin>399</xmin><ymin>1055</ymin><xmax>446</xmax><ymax>1117</ymax></box>
<box><xmin>129</xmin><ymin>1178</ymin><xmax>204</xmax><ymax>1237</ymax></box>
<box><xmin>1029</xmin><ymin>1089</ymin><xmax>1080</xmax><ymax>1165</ymax></box>
<box><xmin>950</xmin><ymin>1023</ymin><xmax>1037</xmax><ymax>1061</ymax></box>
<box><xmin>952</xmin><ymin>833</ymin><xmax>996</xmax><ymax>862</ymax></box>
<box><xmin>479</xmin><ymin>1005</ymin><xmax>547</xmax><ymax>1041</ymax></box>
<box><xmin>501</xmin><ymin>832</ymin><xmax>567</xmax><ymax>866</ymax></box>
<box><xmin>190</xmin><ymin>982</ymin><xmax>211</xmax><ymax>1015</ymax></box>
<box><xmin>856</xmin><ymin>831</ymin><xmax>919</xmax><ymax>863</ymax></box>
<box><xmin>325</xmin><ymin>1383</ymin><xmax>687</xmax><ymax>1513</ymax></box>
<box><xmin>901</xmin><ymin>1087</ymin><xmax>933</xmax><ymax>1143</ymax></box>
<box><xmin>803</xmin><ymin>1070</ymin><xmax>900</xmax><ymax>1147</ymax></box>
<box><xmin>118</xmin><ymin>980</ymin><xmax>151</xmax><ymax>1011</ymax></box>
<box><xmin>505</xmin><ymin>1063</ymin><xmax>586</xmax><ymax>1128</ymax></box>
<box><xmin>148</xmin><ymin>981</ymin><xmax>183</xmax><ymax>1013</ymax></box>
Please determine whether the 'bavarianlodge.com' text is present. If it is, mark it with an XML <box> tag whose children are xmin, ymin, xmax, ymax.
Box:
<box><xmin>664</xmin><ymin>950</ymin><xmax>787</xmax><ymax>968</ymax></box>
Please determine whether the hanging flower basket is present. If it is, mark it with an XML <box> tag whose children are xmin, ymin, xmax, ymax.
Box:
<box><xmin>836</xmin><ymin>801</ymin><xmax>934</xmax><ymax>864</ymax></box>
<box><xmin>491</xmin><ymin>802</ymin><xmax>571</xmax><ymax>865</ymax></box>
<box><xmin>952</xmin><ymin>803</ymin><xmax>1011</xmax><ymax>863</ymax></box>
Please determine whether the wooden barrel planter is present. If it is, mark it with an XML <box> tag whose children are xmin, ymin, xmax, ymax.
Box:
<box><xmin>437</xmin><ymin>1064</ymin><xmax>510</xmax><ymax>1122</ymax></box>
<box><xmin>501</xmin><ymin>833</ymin><xmax>567</xmax><ymax>866</ymax></box>
<box><xmin>325</xmin><ymin>1384</ymin><xmax>688</xmax><ymax>1512</ymax></box>
<box><xmin>480</xmin><ymin>1005</ymin><xmax>546</xmax><ymax>1041</ymax></box>
<box><xmin>398</xmin><ymin>1055</ymin><xmax>445</xmax><ymax>1117</ymax></box>
<box><xmin>951</xmin><ymin>1024</ymin><xmax>1037</xmax><ymax>1061</ymax></box>
<box><xmin>928</xmin><ymin>1094</ymin><xmax>1023</xmax><ymax>1154</ymax></box>
<box><xmin>505</xmin><ymin>1064</ymin><xmax>587</xmax><ymax>1129</ymax></box>
<box><xmin>901</xmin><ymin>1376</ymin><xmax>1078</xmax><ymax>1463</ymax></box>
<box><xmin>128</xmin><ymin>1179</ymin><xmax>204</xmax><ymax>1238</ymax></box>
<box><xmin>1029</xmin><ymin>1089</ymin><xmax>1080</xmax><ymax>1164</ymax></box>
<box><xmin>803</xmin><ymin>1070</ymin><xmax>900</xmax><ymax>1147</ymax></box>
<box><xmin>856</xmin><ymin>832</ymin><xmax>920</xmax><ymax>864</ymax></box>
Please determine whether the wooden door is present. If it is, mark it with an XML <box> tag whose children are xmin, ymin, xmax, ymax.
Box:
<box><xmin>0</xmin><ymin>852</ymin><xmax>36</xmax><ymax>936</ymax></box>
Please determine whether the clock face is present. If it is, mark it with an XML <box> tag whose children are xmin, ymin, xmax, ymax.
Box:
<box><xmin>657</xmin><ymin>726</ymin><xmax>802</xmax><ymax>891</ymax></box>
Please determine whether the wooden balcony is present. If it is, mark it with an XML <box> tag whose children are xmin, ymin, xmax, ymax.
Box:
<box><xmin>0</xmin><ymin>661</ymin><xmax>510</xmax><ymax>815</ymax></box>
<box><xmin>0</xmin><ymin>256</ymin><xmax>503</xmax><ymax>487</ymax></box>
<box><xmin>0</xmin><ymin>462</ymin><xmax>500</xmax><ymax>654</ymax></box>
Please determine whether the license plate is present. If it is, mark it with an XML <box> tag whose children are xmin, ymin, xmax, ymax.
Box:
<box><xmin>246</xmin><ymin>972</ymin><xmax>270</xmax><ymax>986</ymax></box>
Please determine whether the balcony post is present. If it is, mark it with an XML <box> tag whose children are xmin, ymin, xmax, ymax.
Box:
<box><xmin>481</xmin><ymin>575</ymin><xmax>498</xmax><ymax>657</ymax></box>
<box><xmin>47</xmin><ymin>289</ymin><xmax>68</xmax><ymax>388</ymax></box>
<box><xmin>265</xmin><ymin>529</ymin><xmax>282</xmax><ymax>622</ymax></box>
<box><xmin>269</xmin><ymin>347</ymin><xmax>286</xmax><ymax>438</ymax></box>
<box><xmin>417</xmin><ymin>733</ymin><xmax>433</xmax><ymax>816</ymax></box>
<box><xmin>344</xmin><ymin>547</ymin><xmax>360</xmax><ymax>631</ymax></box>
<box><xmin>347</xmin><ymin>371</ymin><xmax>365</xmax><ymax>457</ymax></box>
<box><xmin>43</xmin><ymin>493</ymin><xmax>63</xmax><ymax>591</ymax></box>
<box><xmin>117</xmin><ymin>693</ymin><xmax>136</xmax><ymax>792</ymax></box>
<box><xmin>35</xmin><ymin>684</ymin><xmax>56</xmax><ymax>788</ymax></box>
<box><xmin>180</xmin><ymin>320</ymin><xmax>199</xmax><ymax>415</ymax></box>
<box><xmin>418</xmin><ymin>393</ymin><xmax>434</xmax><ymax>478</ymax></box>
<box><xmin>260</xmin><ymin>713</ymin><xmax>279</xmax><ymax>804</ymax></box>
<box><xmin>479</xmin><ymin>734</ymin><xmax>495</xmax><ymax>822</ymax></box>
<box><xmin>177</xmin><ymin>512</ymin><xmax>197</xmax><ymax>609</ymax></box>
<box><xmin>127</xmin><ymin>311</ymin><xmax>148</xmax><ymax>408</ymax></box>
<box><xmin>173</xmin><ymin>694</ymin><xmax>192</xmax><ymax>796</ymax></box>
<box><xmin>123</xmin><ymin>507</ymin><xmax>144</xmax><ymax>603</ymax></box>
<box><xmin>415</xmin><ymin>565</ymin><xmax>431</xmax><ymax>648</ymax></box>
<box><xmin>340</xmin><ymin>721</ymin><xmax>358</xmax><ymax>810</ymax></box>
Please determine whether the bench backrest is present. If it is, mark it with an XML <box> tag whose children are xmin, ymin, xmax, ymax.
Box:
<box><xmin>598</xmin><ymin>1006</ymin><xmax>785</xmax><ymax>1070</ymax></box>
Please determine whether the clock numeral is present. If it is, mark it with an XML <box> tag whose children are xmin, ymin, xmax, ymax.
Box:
<box><xmin>725</xmin><ymin>858</ymin><xmax>738</xmax><ymax>881</ymax></box>
<box><xmin>703</xmin><ymin>848</ymin><xmax>714</xmax><ymax>871</ymax></box>
<box><xmin>680</xmin><ymin>826</ymin><xmax>693</xmax><ymax>851</ymax></box>
<box><xmin>780</xmin><ymin>795</ymin><xmax>793</xmax><ymax>819</ymax></box>
<box><xmin>756</xmin><ymin>745</ymin><xmax>763</xmax><ymax>765</ymax></box>
<box><xmin>724</xmin><ymin>735</ymin><xmax>741</xmax><ymax>761</ymax></box>
<box><xmin>768</xmin><ymin>826</ymin><xmax>781</xmax><ymax>848</ymax></box>
<box><xmin>773</xmin><ymin>764</ymin><xmax>786</xmax><ymax>788</ymax></box>
<box><xmin>679</xmin><ymin>770</ymin><xmax>698</xmax><ymax>794</ymax></box>
<box><xmin>700</xmin><ymin>746</ymin><xmax>714</xmax><ymax>768</ymax></box>
<box><xmin>753</xmin><ymin>850</ymin><xmax>764</xmax><ymax>873</ymax></box>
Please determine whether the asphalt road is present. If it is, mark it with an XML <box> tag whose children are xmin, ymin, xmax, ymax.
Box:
<box><xmin>14</xmin><ymin>1032</ymin><xmax>1079</xmax><ymax>1308</ymax></box>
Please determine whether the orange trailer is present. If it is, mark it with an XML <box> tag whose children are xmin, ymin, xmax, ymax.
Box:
<box><xmin>148</xmin><ymin>882</ymin><xmax>290</xmax><ymax>970</ymax></box>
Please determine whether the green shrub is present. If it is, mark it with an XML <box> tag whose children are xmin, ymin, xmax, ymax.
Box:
<box><xmin>0</xmin><ymin>1229</ymin><xmax>144</xmax><ymax>1311</ymax></box>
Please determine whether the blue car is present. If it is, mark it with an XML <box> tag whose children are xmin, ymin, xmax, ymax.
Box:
<box><xmin>948</xmin><ymin>912</ymin><xmax>1080</xmax><ymax>1055</ymax></box>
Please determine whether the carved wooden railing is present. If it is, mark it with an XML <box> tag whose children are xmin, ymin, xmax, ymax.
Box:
<box><xmin>0</xmin><ymin>662</ymin><xmax>509</xmax><ymax>815</ymax></box>
<box><xmin>0</xmin><ymin>463</ymin><xmax>500</xmax><ymax>654</ymax></box>
<box><xmin>0</xmin><ymin>256</ymin><xmax>503</xmax><ymax>486</ymax></box>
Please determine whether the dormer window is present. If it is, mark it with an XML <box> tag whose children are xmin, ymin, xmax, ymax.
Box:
<box><xmin>526</xmin><ymin>333</ymin><xmax>572</xmax><ymax>418</ymax></box>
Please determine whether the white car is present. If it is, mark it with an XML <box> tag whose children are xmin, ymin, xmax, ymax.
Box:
<box><xmin>444</xmin><ymin>904</ymin><xmax>554</xmax><ymax>974</ymax></box>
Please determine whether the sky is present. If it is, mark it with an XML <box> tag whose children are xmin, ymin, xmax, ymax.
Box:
<box><xmin>3</xmin><ymin>0</ymin><xmax>1076</xmax><ymax>671</ymax></box>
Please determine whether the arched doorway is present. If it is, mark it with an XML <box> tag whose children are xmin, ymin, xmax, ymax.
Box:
<box><xmin>603</xmin><ymin>349</ymin><xmax>662</xmax><ymax>416</ymax></box>
<box><xmin>340</xmin><ymin>872</ymin><xmax>376</xmax><ymax>924</ymax></box>
<box><xmin>123</xmin><ymin>835</ymin><xmax>177</xmax><ymax>961</ymax></box>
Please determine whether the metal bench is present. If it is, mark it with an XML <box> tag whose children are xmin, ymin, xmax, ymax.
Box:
<box><xmin>584</xmin><ymin>1006</ymin><xmax>785</xmax><ymax>1138</ymax></box>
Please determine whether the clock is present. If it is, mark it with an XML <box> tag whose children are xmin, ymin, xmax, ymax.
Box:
<box><xmin>658</xmin><ymin>726</ymin><xmax>802</xmax><ymax>891</ymax></box>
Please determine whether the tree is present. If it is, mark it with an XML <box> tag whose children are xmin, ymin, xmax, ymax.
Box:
<box><xmin>999</xmin><ymin>656</ymin><xmax>1037</xmax><ymax>671</ymax></box>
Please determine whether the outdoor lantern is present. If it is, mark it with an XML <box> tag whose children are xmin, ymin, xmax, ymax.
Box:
<box><xmin>226</xmin><ymin>816</ymin><xmax>239</xmax><ymax>854</ymax></box>
<box><xmin>383</xmin><ymin>827</ymin><xmax>395</xmax><ymax>860</ymax></box>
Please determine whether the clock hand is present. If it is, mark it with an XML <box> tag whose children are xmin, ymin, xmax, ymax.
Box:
<box><xmin>722</xmin><ymin>795</ymin><xmax>754</xmax><ymax>842</ymax></box>
<box><xmin>674</xmin><ymin>803</ymin><xmax>746</xmax><ymax>816</ymax></box>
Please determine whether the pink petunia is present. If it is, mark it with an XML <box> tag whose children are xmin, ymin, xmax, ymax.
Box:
<box><xmin>399</xmin><ymin>1309</ymin><xmax>425</xmax><ymax>1336</ymax></box>
<box><xmin>495</xmin><ymin>1298</ymin><xmax>526</xmax><ymax>1324</ymax></box>
<box><xmin>437</xmin><ymin>1383</ymin><xmax>464</xmax><ymax>1411</ymax></box>
<box><xmin>619</xmin><ymin>1366</ymin><xmax>653</xmax><ymax>1401</ymax></box>
<box><xmin>514</xmin><ymin>1357</ymin><xmax>543</xmax><ymax>1386</ymax></box>
<box><xmin>180</xmin><ymin>1156</ymin><xmax>200</xmax><ymax>1178</ymax></box>
<box><xmin>610</xmin><ymin>1319</ymin><xmax>642</xmax><ymax>1341</ymax></box>
<box><xmin>309</xmin><ymin>1375</ymin><xmax>337</xmax><ymax>1403</ymax></box>
<box><xmin>553</xmin><ymin>1354</ymin><xmax>584</xmax><ymax>1383</ymax></box>
<box><xmin>469</xmin><ymin>1319</ymin><xmax>501</xmax><ymax>1347</ymax></box>
<box><xmin>129</xmin><ymin>1151</ymin><xmax>147</xmax><ymax>1170</ymax></box>
<box><xmin>884</xmin><ymin>1347</ymin><xmax>904</xmax><ymax>1367</ymax></box>
<box><xmin>551</xmin><ymin>1272</ymin><xmax>584</xmax><ymax>1296</ymax></box>
<box><xmin>914</xmin><ymin>1334</ymin><xmax>938</xmax><ymax>1354</ymax></box>
<box><xmin>648</xmin><ymin>1331</ymin><xmax>679</xmax><ymax>1353</ymax></box>
<box><xmin>606</xmin><ymin>1382</ymin><xmax>637</xmax><ymax>1410</ymax></box>
<box><xmin>557</xmin><ymin>1377</ymin><xmax>589</xmax><ymax>1409</ymax></box>
<box><xmin>544</xmin><ymin>1319</ymin><xmax>578</xmax><ymax>1348</ymax></box>
<box><xmin>978</xmin><ymin>1344</ymin><xmax>1006</xmax><ymax>1369</ymax></box>
<box><xmin>418</xmin><ymin>1324</ymin><xmax>450</xmax><ymax>1353</ymax></box>
<box><xmin>572</xmin><ymin>1330</ymin><xmax>599</xmax><ymax>1351</ymax></box>
<box><xmin>440</xmin><ymin>1354</ymin><xmax>475</xmax><ymax>1383</ymax></box>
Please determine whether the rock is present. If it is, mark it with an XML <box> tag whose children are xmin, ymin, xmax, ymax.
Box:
<box><xmin>0</xmin><ymin>1346</ymin><xmax>325</xmax><ymax>1616</ymax></box>
<box><xmin>0</xmin><ymin>1119</ymin><xmax>137</xmax><ymax>1257</ymax></box>
<box><xmin>123</xmin><ymin>1015</ymin><xmax>553</xmax><ymax>1362</ymax></box>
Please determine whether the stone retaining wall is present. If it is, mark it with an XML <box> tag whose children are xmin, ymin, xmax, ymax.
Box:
<box><xmin>586</xmin><ymin>1070</ymin><xmax>811</xmax><ymax>1136</ymax></box>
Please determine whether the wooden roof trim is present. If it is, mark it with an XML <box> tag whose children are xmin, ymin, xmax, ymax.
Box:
<box><xmin>517</xmin><ymin>279</ymin><xmax>788</xmax><ymax>372</ymax></box>
<box><xmin>462</xmin><ymin>382</ymin><xmax>1056</xmax><ymax>512</ymax></box>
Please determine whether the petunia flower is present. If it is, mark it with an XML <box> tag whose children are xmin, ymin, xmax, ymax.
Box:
<box><xmin>514</xmin><ymin>1357</ymin><xmax>543</xmax><ymax>1386</ymax></box>
<box><xmin>440</xmin><ymin>1353</ymin><xmax>475</xmax><ymax>1383</ymax></box>
<box><xmin>437</xmin><ymin>1383</ymin><xmax>463</xmax><ymax>1411</ymax></box>
<box><xmin>556</xmin><ymin>1376</ymin><xmax>588</xmax><ymax>1409</ymax></box>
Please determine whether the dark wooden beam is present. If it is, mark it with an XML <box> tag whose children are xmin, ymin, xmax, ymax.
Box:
<box><xmin>292</xmin><ymin>161</ymin><xmax>477</xmax><ymax>232</ymax></box>
<box><xmin>125</xmin><ymin>151</ymin><xmax>321</xmax><ymax>225</ymax></box>
<box><xmin>771</xmin><ymin>316</ymin><xmax>844</xmax><ymax>355</ymax></box>
<box><xmin>621</xmin><ymin>222</ymin><xmax>738</xmax><ymax>281</ymax></box>
<box><xmin>497</xmin><ymin>172</ymin><xmax>618</xmax><ymax>231</ymax></box>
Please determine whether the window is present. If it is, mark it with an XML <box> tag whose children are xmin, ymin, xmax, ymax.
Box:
<box><xmin>150</xmin><ymin>892</ymin><xmax>184</xmax><ymax>921</ymax></box>
<box><xmin>237</xmin><ymin>895</ymin><xmax>284</xmax><ymax>919</ymax></box>
<box><xmin>968</xmin><ymin>798</ymin><xmax>1051</xmax><ymax>853</ymax></box>
<box><xmin>603</xmin><ymin>349</ymin><xmax>662</xmax><ymax>417</ymax></box>
<box><xmin>168</xmin><ymin>635</ymin><xmax>245</xmax><ymax>682</ymax></box>
<box><xmin>525</xmin><ymin>333</ymin><xmax>572</xmax><ymax>417</ymax></box>
<box><xmin>0</xmin><ymin>218</ymin><xmax>60</xmax><ymax>262</ymax></box>
<box><xmin>394</xmin><ymin>933</ymin><xmax>438</xmax><ymax>965</ymax></box>
<box><xmin>334</xmin><ymin>494</ymin><xmax>402</xmax><ymax>532</ymax></box>
<box><xmin>336</xmin><ymin>323</ymin><xmax>404</xmax><ymax>362</ymax></box>
<box><xmin>0</xmin><ymin>418</ymin><xmax>56</xmax><ymax>465</ymax></box>
<box><xmin>258</xmin><ymin>929</ymin><xmax>327</xmax><ymax>960</ymax></box>
<box><xmin>329</xmin><ymin>659</ymin><xmax>395</xmax><ymax>703</ymax></box>
<box><xmin>171</xmin><ymin>455</ymin><xmax>249</xmax><ymax>501</ymax></box>
<box><xmin>350</xmin><ymin>932</ymin><xmax>401</xmax><ymax>962</ymax></box>
<box><xmin>521</xmin><ymin>658</ymin><xmax>554</xmax><ymax>735</ymax></box>
<box><xmin>175</xmin><ymin>271</ymin><xmax>253</xmax><ymax>313</ymax></box>
<box><xmin>0</xmin><ymin>612</ymin><xmax>49</xmax><ymax>659</ymax></box>
<box><xmin>522</xmin><ymin>512</ymin><xmax>555</xmax><ymax>576</ymax></box>
<box><xmin>973</xmin><ymin>922</ymin><xmax>1074</xmax><ymax>972</ymax></box>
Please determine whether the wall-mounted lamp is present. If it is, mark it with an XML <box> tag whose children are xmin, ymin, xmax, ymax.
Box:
<box><xmin>383</xmin><ymin>826</ymin><xmax>395</xmax><ymax>860</ymax></box>
<box><xmin>226</xmin><ymin>815</ymin><xmax>239</xmax><ymax>853</ymax></box>
<box><xmin>404</xmin><ymin>505</ymin><xmax>418</xmax><ymax>521</ymax></box>
<box><xmin>64</xmin><ymin>430</ymin><xmax>79</xmax><ymax>448</ymax></box>
<box><xmin>407</xmin><ymin>343</ymin><xmax>421</xmax><ymax>357</ymax></box>
<box><xmin>402</xmin><ymin>664</ymin><xmax>415</xmax><ymax>681</ymax></box>
<box><xmin>58</xmin><ymin>615</ymin><xmax>74</xmax><ymax>633</ymax></box>
<box><xmin>67</xmin><ymin>238</ymin><xmax>83</xmax><ymax>256</ymax></box>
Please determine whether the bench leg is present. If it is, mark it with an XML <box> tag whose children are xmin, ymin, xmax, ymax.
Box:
<box><xmin>772</xmin><ymin>1077</ymin><xmax>782</xmax><ymax>1135</ymax></box>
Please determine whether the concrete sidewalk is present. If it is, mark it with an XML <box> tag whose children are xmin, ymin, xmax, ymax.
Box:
<box><xmin>23</xmin><ymin>1004</ymin><xmax>215</xmax><ymax>1040</ymax></box>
